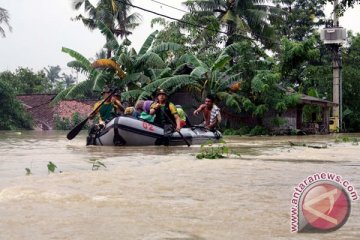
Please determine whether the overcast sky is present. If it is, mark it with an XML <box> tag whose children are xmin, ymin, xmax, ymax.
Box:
<box><xmin>0</xmin><ymin>0</ymin><xmax>359</xmax><ymax>78</ymax></box>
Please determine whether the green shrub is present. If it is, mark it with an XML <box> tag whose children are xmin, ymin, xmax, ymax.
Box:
<box><xmin>223</xmin><ymin>126</ymin><xmax>251</xmax><ymax>136</ymax></box>
<box><xmin>54</xmin><ymin>112</ymin><xmax>89</xmax><ymax>130</ymax></box>
<box><xmin>223</xmin><ymin>128</ymin><xmax>240</xmax><ymax>135</ymax></box>
<box><xmin>271</xmin><ymin>117</ymin><xmax>287</xmax><ymax>127</ymax></box>
<box><xmin>196</xmin><ymin>140</ymin><xmax>236</xmax><ymax>159</ymax></box>
<box><xmin>0</xmin><ymin>80</ymin><xmax>33</xmax><ymax>130</ymax></box>
<box><xmin>249</xmin><ymin>125</ymin><xmax>268</xmax><ymax>136</ymax></box>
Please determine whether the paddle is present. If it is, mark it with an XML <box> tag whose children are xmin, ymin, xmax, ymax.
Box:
<box><xmin>66</xmin><ymin>88</ymin><xmax>117</xmax><ymax>140</ymax></box>
<box><xmin>157</xmin><ymin>105</ymin><xmax>191</xmax><ymax>147</ymax></box>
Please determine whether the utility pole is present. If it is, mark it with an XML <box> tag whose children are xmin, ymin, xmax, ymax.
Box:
<box><xmin>332</xmin><ymin>0</ymin><xmax>341</xmax><ymax>131</ymax></box>
<box><xmin>320</xmin><ymin>0</ymin><xmax>346</xmax><ymax>132</ymax></box>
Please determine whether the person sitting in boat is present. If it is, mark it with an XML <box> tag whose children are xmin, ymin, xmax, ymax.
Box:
<box><xmin>175</xmin><ymin>105</ymin><xmax>187</xmax><ymax>128</ymax></box>
<box><xmin>139</xmin><ymin>100</ymin><xmax>155</xmax><ymax>123</ymax></box>
<box><xmin>91</xmin><ymin>86</ymin><xmax>123</xmax><ymax>125</ymax></box>
<box><xmin>149</xmin><ymin>89</ymin><xmax>181</xmax><ymax>132</ymax></box>
<box><xmin>193</xmin><ymin>94</ymin><xmax>221</xmax><ymax>130</ymax></box>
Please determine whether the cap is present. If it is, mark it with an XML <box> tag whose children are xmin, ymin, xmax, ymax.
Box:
<box><xmin>156</xmin><ymin>89</ymin><xmax>168</xmax><ymax>96</ymax></box>
<box><xmin>113</xmin><ymin>90</ymin><xmax>121</xmax><ymax>97</ymax></box>
<box><xmin>101</xmin><ymin>86</ymin><xmax>111</xmax><ymax>94</ymax></box>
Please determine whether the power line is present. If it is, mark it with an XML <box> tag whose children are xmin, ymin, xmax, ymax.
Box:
<box><xmin>123</xmin><ymin>0</ymin><xmax>228</xmax><ymax>35</ymax></box>
<box><xmin>149</xmin><ymin>0</ymin><xmax>188</xmax><ymax>14</ymax></box>
<box><xmin>122</xmin><ymin>0</ymin><xmax>278</xmax><ymax>45</ymax></box>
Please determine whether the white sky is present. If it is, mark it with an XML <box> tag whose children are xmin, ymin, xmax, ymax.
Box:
<box><xmin>0</xmin><ymin>0</ymin><xmax>359</xmax><ymax>79</ymax></box>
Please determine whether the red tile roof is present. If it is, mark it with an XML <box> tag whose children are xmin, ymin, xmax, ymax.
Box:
<box><xmin>16</xmin><ymin>94</ymin><xmax>97</xmax><ymax>130</ymax></box>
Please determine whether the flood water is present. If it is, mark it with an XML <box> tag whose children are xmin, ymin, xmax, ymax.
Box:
<box><xmin>0</xmin><ymin>131</ymin><xmax>359</xmax><ymax>239</ymax></box>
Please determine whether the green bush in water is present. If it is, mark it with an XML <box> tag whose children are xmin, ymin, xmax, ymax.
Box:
<box><xmin>196</xmin><ymin>140</ymin><xmax>240</xmax><ymax>159</ymax></box>
<box><xmin>249</xmin><ymin>125</ymin><xmax>268</xmax><ymax>136</ymax></box>
<box><xmin>223</xmin><ymin>126</ymin><xmax>251</xmax><ymax>136</ymax></box>
<box><xmin>54</xmin><ymin>112</ymin><xmax>90</xmax><ymax>130</ymax></box>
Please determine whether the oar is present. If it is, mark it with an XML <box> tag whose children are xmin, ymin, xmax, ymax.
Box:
<box><xmin>158</xmin><ymin>106</ymin><xmax>191</xmax><ymax>147</ymax></box>
<box><xmin>66</xmin><ymin>89</ymin><xmax>117</xmax><ymax>140</ymax></box>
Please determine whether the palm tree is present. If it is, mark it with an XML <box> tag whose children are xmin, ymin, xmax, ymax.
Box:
<box><xmin>44</xmin><ymin>65</ymin><xmax>62</xmax><ymax>84</ymax></box>
<box><xmin>0</xmin><ymin>7</ymin><xmax>12</xmax><ymax>37</ymax></box>
<box><xmin>72</xmin><ymin>0</ymin><xmax>141</xmax><ymax>57</ymax></box>
<box><xmin>184</xmin><ymin>0</ymin><xmax>276</xmax><ymax>48</ymax></box>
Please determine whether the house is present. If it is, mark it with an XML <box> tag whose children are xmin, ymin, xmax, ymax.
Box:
<box><xmin>17</xmin><ymin>94</ymin><xmax>96</xmax><ymax>130</ymax></box>
<box><xmin>262</xmin><ymin>94</ymin><xmax>337</xmax><ymax>134</ymax></box>
<box><xmin>17</xmin><ymin>94</ymin><xmax>56</xmax><ymax>130</ymax></box>
<box><xmin>170</xmin><ymin>91</ymin><xmax>337</xmax><ymax>134</ymax></box>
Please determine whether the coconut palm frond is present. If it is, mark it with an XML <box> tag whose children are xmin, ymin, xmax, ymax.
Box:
<box><xmin>138</xmin><ymin>30</ymin><xmax>158</xmax><ymax>55</ymax></box>
<box><xmin>150</xmin><ymin>42</ymin><xmax>183</xmax><ymax>54</ymax></box>
<box><xmin>72</xmin><ymin>0</ymin><xmax>85</xmax><ymax>10</ymax></box>
<box><xmin>221</xmin><ymin>10</ymin><xmax>237</xmax><ymax>24</ymax></box>
<box><xmin>184</xmin><ymin>0</ymin><xmax>219</xmax><ymax>12</ymax></box>
<box><xmin>125</xmin><ymin>12</ymin><xmax>142</xmax><ymax>27</ymax></box>
<box><xmin>62</xmin><ymin>47</ymin><xmax>92</xmax><ymax>71</ymax></box>
<box><xmin>84</xmin><ymin>0</ymin><xmax>95</xmax><ymax>12</ymax></box>
<box><xmin>0</xmin><ymin>7</ymin><xmax>12</xmax><ymax>37</ymax></box>
<box><xmin>221</xmin><ymin>42</ymin><xmax>244</xmax><ymax>57</ymax></box>
<box><xmin>245</xmin><ymin>9</ymin><xmax>269</xmax><ymax>26</ymax></box>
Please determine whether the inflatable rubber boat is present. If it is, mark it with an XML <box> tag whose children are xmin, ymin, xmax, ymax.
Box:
<box><xmin>86</xmin><ymin>116</ymin><xmax>222</xmax><ymax>146</ymax></box>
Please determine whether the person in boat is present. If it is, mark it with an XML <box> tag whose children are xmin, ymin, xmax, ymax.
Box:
<box><xmin>193</xmin><ymin>94</ymin><xmax>221</xmax><ymax>130</ymax></box>
<box><xmin>175</xmin><ymin>105</ymin><xmax>187</xmax><ymax>128</ymax></box>
<box><xmin>91</xmin><ymin>86</ymin><xmax>123</xmax><ymax>125</ymax></box>
<box><xmin>149</xmin><ymin>89</ymin><xmax>181</xmax><ymax>132</ymax></box>
<box><xmin>139</xmin><ymin>100</ymin><xmax>155</xmax><ymax>123</ymax></box>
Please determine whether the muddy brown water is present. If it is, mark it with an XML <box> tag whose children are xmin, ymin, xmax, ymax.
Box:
<box><xmin>0</xmin><ymin>131</ymin><xmax>359</xmax><ymax>239</ymax></box>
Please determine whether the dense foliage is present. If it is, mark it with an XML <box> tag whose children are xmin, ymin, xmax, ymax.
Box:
<box><xmin>0</xmin><ymin>80</ymin><xmax>32</xmax><ymax>130</ymax></box>
<box><xmin>3</xmin><ymin>0</ymin><xmax>360</xmax><ymax>131</ymax></box>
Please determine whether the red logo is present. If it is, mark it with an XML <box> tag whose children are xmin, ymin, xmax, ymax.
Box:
<box><xmin>142</xmin><ymin>122</ymin><xmax>154</xmax><ymax>131</ymax></box>
<box><xmin>301</xmin><ymin>183</ymin><xmax>350</xmax><ymax>231</ymax></box>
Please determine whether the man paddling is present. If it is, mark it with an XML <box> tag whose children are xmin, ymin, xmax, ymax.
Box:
<box><xmin>91</xmin><ymin>86</ymin><xmax>124</xmax><ymax>125</ymax></box>
<box><xmin>149</xmin><ymin>89</ymin><xmax>181</xmax><ymax>132</ymax></box>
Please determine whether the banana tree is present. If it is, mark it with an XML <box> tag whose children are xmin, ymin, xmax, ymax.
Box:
<box><xmin>54</xmin><ymin>25</ymin><xmax>184</xmax><ymax>104</ymax></box>
<box><xmin>170</xmin><ymin>44</ymin><xmax>245</xmax><ymax>112</ymax></box>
